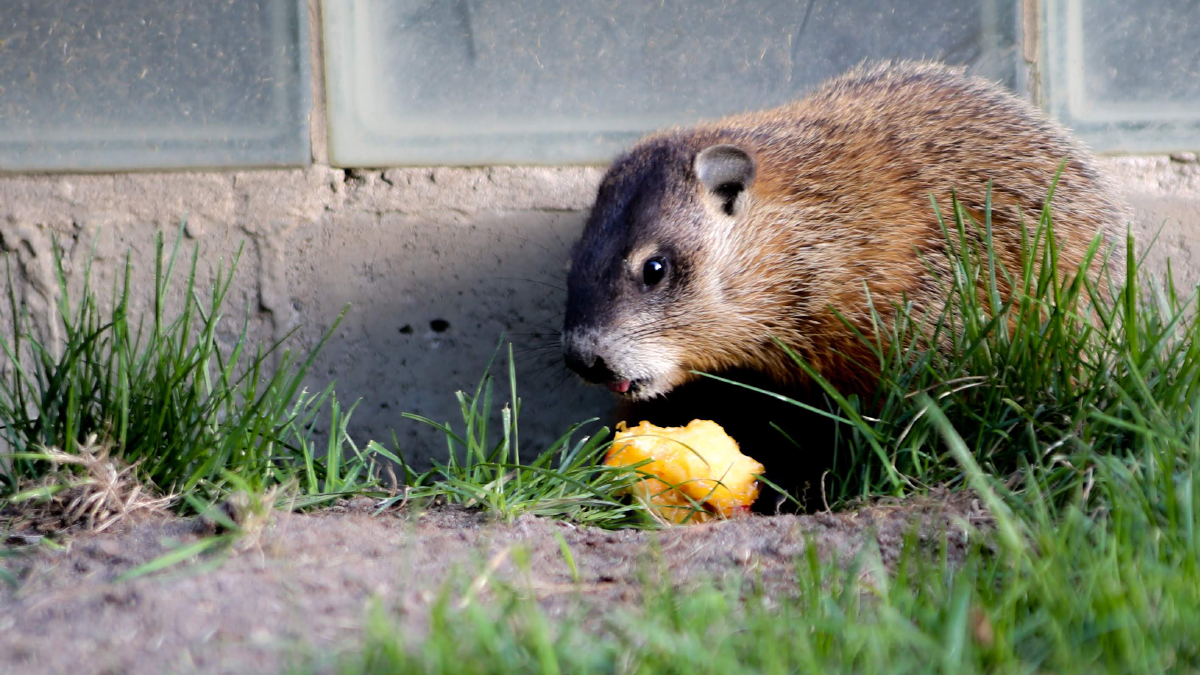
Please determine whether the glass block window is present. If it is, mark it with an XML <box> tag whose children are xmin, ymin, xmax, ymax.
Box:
<box><xmin>0</xmin><ymin>1</ymin><xmax>311</xmax><ymax>172</ymax></box>
<box><xmin>323</xmin><ymin>0</ymin><xmax>1021</xmax><ymax>166</ymax></box>
<box><xmin>1042</xmin><ymin>0</ymin><xmax>1200</xmax><ymax>153</ymax></box>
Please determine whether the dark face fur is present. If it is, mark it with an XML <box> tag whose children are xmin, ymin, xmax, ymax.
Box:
<box><xmin>562</xmin><ymin>139</ymin><xmax>759</xmax><ymax>399</ymax></box>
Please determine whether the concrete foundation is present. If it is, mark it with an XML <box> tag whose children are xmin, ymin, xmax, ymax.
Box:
<box><xmin>2</xmin><ymin>155</ymin><xmax>1198</xmax><ymax>468</ymax></box>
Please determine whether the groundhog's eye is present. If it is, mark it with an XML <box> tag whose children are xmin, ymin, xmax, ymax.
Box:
<box><xmin>642</xmin><ymin>257</ymin><xmax>667</xmax><ymax>287</ymax></box>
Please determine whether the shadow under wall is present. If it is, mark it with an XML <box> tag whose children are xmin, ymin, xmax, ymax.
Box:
<box><xmin>287</xmin><ymin>208</ymin><xmax>615</xmax><ymax>472</ymax></box>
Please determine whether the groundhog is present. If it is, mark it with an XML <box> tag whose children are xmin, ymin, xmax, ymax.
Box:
<box><xmin>560</xmin><ymin>61</ymin><xmax>1128</xmax><ymax>498</ymax></box>
<box><xmin>563</xmin><ymin>61</ymin><xmax>1126</xmax><ymax>397</ymax></box>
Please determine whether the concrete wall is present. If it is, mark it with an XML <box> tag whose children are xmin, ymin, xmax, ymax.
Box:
<box><xmin>1108</xmin><ymin>154</ymin><xmax>1200</xmax><ymax>289</ymax></box>
<box><xmin>0</xmin><ymin>166</ymin><xmax>613</xmax><ymax>467</ymax></box>
<box><xmin>1</xmin><ymin>155</ymin><xmax>1199</xmax><ymax>467</ymax></box>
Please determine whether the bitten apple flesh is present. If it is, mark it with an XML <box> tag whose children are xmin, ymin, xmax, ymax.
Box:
<box><xmin>605</xmin><ymin>420</ymin><xmax>765</xmax><ymax>524</ymax></box>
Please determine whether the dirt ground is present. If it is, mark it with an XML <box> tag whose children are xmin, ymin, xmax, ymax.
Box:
<box><xmin>1</xmin><ymin>495</ymin><xmax>989</xmax><ymax>675</ymax></box>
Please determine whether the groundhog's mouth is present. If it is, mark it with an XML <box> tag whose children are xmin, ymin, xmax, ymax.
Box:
<box><xmin>605</xmin><ymin>378</ymin><xmax>655</xmax><ymax>397</ymax></box>
<box><xmin>605</xmin><ymin>379</ymin><xmax>633</xmax><ymax>394</ymax></box>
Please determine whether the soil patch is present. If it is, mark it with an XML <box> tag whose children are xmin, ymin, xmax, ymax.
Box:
<box><xmin>1</xmin><ymin>494</ymin><xmax>988</xmax><ymax>675</ymax></box>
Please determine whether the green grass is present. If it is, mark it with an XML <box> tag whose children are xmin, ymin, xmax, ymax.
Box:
<box><xmin>318</xmin><ymin>185</ymin><xmax>1200</xmax><ymax>674</ymax></box>
<box><xmin>0</xmin><ymin>222</ymin><xmax>639</xmax><ymax>530</ymax></box>
<box><xmin>0</xmin><ymin>224</ymin><xmax>394</xmax><ymax>513</ymax></box>
<box><xmin>383</xmin><ymin>342</ymin><xmax>649</xmax><ymax>529</ymax></box>
<box><xmin>325</xmin><ymin>390</ymin><xmax>1199</xmax><ymax>673</ymax></box>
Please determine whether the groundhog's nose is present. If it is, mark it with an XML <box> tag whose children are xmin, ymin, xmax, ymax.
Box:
<box><xmin>563</xmin><ymin>347</ymin><xmax>618</xmax><ymax>385</ymax></box>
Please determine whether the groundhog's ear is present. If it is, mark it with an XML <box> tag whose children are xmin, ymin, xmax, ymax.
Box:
<box><xmin>695</xmin><ymin>144</ymin><xmax>756</xmax><ymax>216</ymax></box>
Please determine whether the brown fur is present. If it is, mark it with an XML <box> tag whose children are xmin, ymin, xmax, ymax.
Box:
<box><xmin>563</xmin><ymin>61</ymin><xmax>1128</xmax><ymax>401</ymax></box>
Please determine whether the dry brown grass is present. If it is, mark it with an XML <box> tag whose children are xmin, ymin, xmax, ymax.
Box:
<box><xmin>2</xmin><ymin>434</ymin><xmax>175</xmax><ymax>533</ymax></box>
